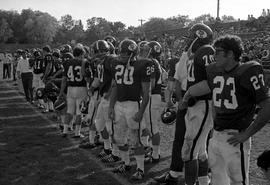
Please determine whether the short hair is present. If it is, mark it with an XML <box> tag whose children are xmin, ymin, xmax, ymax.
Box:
<box><xmin>213</xmin><ymin>34</ymin><xmax>244</xmax><ymax>62</ymax></box>
<box><xmin>257</xmin><ymin>150</ymin><xmax>270</xmax><ymax>171</ymax></box>
<box><xmin>43</xmin><ymin>45</ymin><xmax>51</xmax><ymax>53</ymax></box>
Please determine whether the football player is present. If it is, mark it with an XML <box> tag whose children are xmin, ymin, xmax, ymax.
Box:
<box><xmin>30</xmin><ymin>50</ymin><xmax>45</xmax><ymax>108</ymax></box>
<box><xmin>108</xmin><ymin>39</ymin><xmax>151</xmax><ymax>180</ymax></box>
<box><xmin>93</xmin><ymin>40</ymin><xmax>120</xmax><ymax>161</ymax></box>
<box><xmin>41</xmin><ymin>45</ymin><xmax>54</xmax><ymax>113</ymax></box>
<box><xmin>183</xmin><ymin>34</ymin><xmax>270</xmax><ymax>185</ymax></box>
<box><xmin>58</xmin><ymin>45</ymin><xmax>88</xmax><ymax>138</ymax></box>
<box><xmin>154</xmin><ymin>48</ymin><xmax>189</xmax><ymax>184</ymax></box>
<box><xmin>142</xmin><ymin>41</ymin><xmax>165</xmax><ymax>163</ymax></box>
<box><xmin>179</xmin><ymin>23</ymin><xmax>215</xmax><ymax>185</ymax></box>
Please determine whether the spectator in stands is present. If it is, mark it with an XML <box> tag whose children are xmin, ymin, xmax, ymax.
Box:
<box><xmin>257</xmin><ymin>150</ymin><xmax>270</xmax><ymax>182</ymax></box>
<box><xmin>16</xmin><ymin>50</ymin><xmax>34</xmax><ymax>103</ymax></box>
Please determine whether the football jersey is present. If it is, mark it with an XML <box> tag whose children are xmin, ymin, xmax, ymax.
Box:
<box><xmin>95</xmin><ymin>54</ymin><xmax>115</xmax><ymax>96</ymax></box>
<box><xmin>63</xmin><ymin>58</ymin><xmax>87</xmax><ymax>87</ymax></box>
<box><xmin>207</xmin><ymin>61</ymin><xmax>269</xmax><ymax>131</ymax></box>
<box><xmin>151</xmin><ymin>58</ymin><xmax>162</xmax><ymax>95</ymax></box>
<box><xmin>187</xmin><ymin>45</ymin><xmax>215</xmax><ymax>100</ymax></box>
<box><xmin>43</xmin><ymin>54</ymin><xmax>53</xmax><ymax>69</ymax></box>
<box><xmin>30</xmin><ymin>57</ymin><xmax>44</xmax><ymax>74</ymax></box>
<box><xmin>49</xmin><ymin>58</ymin><xmax>62</xmax><ymax>76</ymax></box>
<box><xmin>111</xmin><ymin>57</ymin><xmax>152</xmax><ymax>102</ymax></box>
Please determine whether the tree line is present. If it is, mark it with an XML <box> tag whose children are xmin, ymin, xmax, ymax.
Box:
<box><xmin>0</xmin><ymin>8</ymin><xmax>237</xmax><ymax>45</ymax></box>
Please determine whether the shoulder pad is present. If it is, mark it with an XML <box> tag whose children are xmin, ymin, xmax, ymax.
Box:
<box><xmin>237</xmin><ymin>60</ymin><xmax>261</xmax><ymax>75</ymax></box>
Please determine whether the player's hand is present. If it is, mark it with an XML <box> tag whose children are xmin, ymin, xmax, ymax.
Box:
<box><xmin>108</xmin><ymin>107</ymin><xmax>115</xmax><ymax>121</ymax></box>
<box><xmin>182</xmin><ymin>90</ymin><xmax>191</xmax><ymax>103</ymax></box>
<box><xmin>227</xmin><ymin>132</ymin><xmax>249</xmax><ymax>146</ymax></box>
<box><xmin>133</xmin><ymin>111</ymin><xmax>143</xmax><ymax>123</ymax></box>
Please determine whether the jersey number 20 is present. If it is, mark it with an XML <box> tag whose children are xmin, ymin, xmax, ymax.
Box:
<box><xmin>115</xmin><ymin>65</ymin><xmax>134</xmax><ymax>85</ymax></box>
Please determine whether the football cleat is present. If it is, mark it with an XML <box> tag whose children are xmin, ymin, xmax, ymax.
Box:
<box><xmin>153</xmin><ymin>171</ymin><xmax>179</xmax><ymax>184</ymax></box>
<box><xmin>97</xmin><ymin>149</ymin><xmax>111</xmax><ymax>158</ymax></box>
<box><xmin>79</xmin><ymin>142</ymin><xmax>97</xmax><ymax>149</ymax></box>
<box><xmin>101</xmin><ymin>154</ymin><xmax>121</xmax><ymax>163</ymax></box>
<box><xmin>112</xmin><ymin>164</ymin><xmax>131</xmax><ymax>174</ymax></box>
<box><xmin>131</xmin><ymin>168</ymin><xmax>144</xmax><ymax>181</ymax></box>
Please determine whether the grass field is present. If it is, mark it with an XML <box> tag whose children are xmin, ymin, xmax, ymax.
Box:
<box><xmin>0</xmin><ymin>81</ymin><xmax>269</xmax><ymax>185</ymax></box>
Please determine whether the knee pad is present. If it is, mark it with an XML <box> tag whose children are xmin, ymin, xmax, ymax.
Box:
<box><xmin>151</xmin><ymin>132</ymin><xmax>160</xmax><ymax>146</ymax></box>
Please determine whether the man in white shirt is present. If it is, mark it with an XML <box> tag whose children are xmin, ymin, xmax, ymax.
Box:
<box><xmin>16</xmin><ymin>50</ymin><xmax>34</xmax><ymax>103</ymax></box>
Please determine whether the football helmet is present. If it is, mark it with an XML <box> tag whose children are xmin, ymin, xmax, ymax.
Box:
<box><xmin>52</xmin><ymin>49</ymin><xmax>60</xmax><ymax>58</ymax></box>
<box><xmin>54</xmin><ymin>97</ymin><xmax>66</xmax><ymax>111</ymax></box>
<box><xmin>185</xmin><ymin>23</ymin><xmax>213</xmax><ymax>53</ymax></box>
<box><xmin>104</xmin><ymin>35</ymin><xmax>117</xmax><ymax>47</ymax></box>
<box><xmin>92</xmin><ymin>40</ymin><xmax>110</xmax><ymax>54</ymax></box>
<box><xmin>60</xmin><ymin>44</ymin><xmax>72</xmax><ymax>54</ymax></box>
<box><xmin>36</xmin><ymin>88</ymin><xmax>45</xmax><ymax>99</ymax></box>
<box><xmin>33</xmin><ymin>50</ymin><xmax>41</xmax><ymax>58</ymax></box>
<box><xmin>44</xmin><ymin>82</ymin><xmax>60</xmax><ymax>102</ymax></box>
<box><xmin>161</xmin><ymin>107</ymin><xmax>177</xmax><ymax>125</ymax></box>
<box><xmin>79</xmin><ymin>98</ymin><xmax>90</xmax><ymax>114</ymax></box>
<box><xmin>107</xmin><ymin>41</ymin><xmax>115</xmax><ymax>54</ymax></box>
<box><xmin>147</xmin><ymin>41</ymin><xmax>162</xmax><ymax>58</ymax></box>
<box><xmin>118</xmin><ymin>39</ymin><xmax>138</xmax><ymax>58</ymax></box>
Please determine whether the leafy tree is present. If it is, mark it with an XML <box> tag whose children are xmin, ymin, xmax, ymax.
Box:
<box><xmin>221</xmin><ymin>15</ymin><xmax>236</xmax><ymax>22</ymax></box>
<box><xmin>192</xmin><ymin>14</ymin><xmax>216</xmax><ymax>25</ymax></box>
<box><xmin>0</xmin><ymin>18</ymin><xmax>13</xmax><ymax>43</ymax></box>
<box><xmin>70</xmin><ymin>20</ymin><xmax>85</xmax><ymax>42</ymax></box>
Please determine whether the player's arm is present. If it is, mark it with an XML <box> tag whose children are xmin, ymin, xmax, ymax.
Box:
<box><xmin>58</xmin><ymin>76</ymin><xmax>67</xmax><ymax>98</ymax></box>
<box><xmin>228</xmin><ymin>97</ymin><xmax>270</xmax><ymax>146</ymax></box>
<box><xmin>134</xmin><ymin>81</ymin><xmax>150</xmax><ymax>122</ymax></box>
<box><xmin>183</xmin><ymin>80</ymin><xmax>211</xmax><ymax>102</ymax></box>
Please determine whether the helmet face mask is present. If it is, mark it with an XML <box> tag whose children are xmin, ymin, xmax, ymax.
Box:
<box><xmin>147</xmin><ymin>41</ymin><xmax>162</xmax><ymax>59</ymax></box>
<box><xmin>137</xmin><ymin>41</ymin><xmax>150</xmax><ymax>59</ymax></box>
<box><xmin>161</xmin><ymin>107</ymin><xmax>177</xmax><ymax>125</ymax></box>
